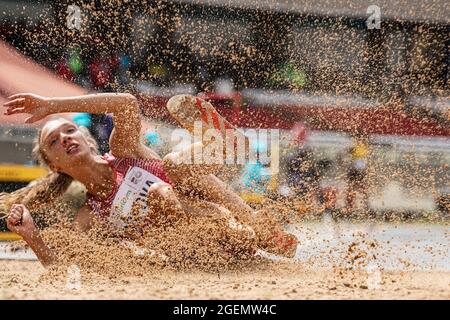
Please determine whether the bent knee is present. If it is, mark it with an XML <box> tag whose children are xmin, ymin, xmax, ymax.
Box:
<box><xmin>163</xmin><ymin>152</ymin><xmax>181</xmax><ymax>169</ymax></box>
<box><xmin>148</xmin><ymin>182</ymin><xmax>175</xmax><ymax>198</ymax></box>
<box><xmin>162</xmin><ymin>153</ymin><xmax>185</xmax><ymax>183</ymax></box>
<box><xmin>162</xmin><ymin>152</ymin><xmax>199</xmax><ymax>184</ymax></box>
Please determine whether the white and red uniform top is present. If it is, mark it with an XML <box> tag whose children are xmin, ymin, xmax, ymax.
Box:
<box><xmin>86</xmin><ymin>153</ymin><xmax>171</xmax><ymax>225</ymax></box>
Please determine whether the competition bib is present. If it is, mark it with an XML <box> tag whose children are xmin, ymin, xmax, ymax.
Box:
<box><xmin>110</xmin><ymin>166</ymin><xmax>163</xmax><ymax>227</ymax></box>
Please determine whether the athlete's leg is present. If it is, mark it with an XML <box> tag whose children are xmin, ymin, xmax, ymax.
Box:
<box><xmin>163</xmin><ymin>149</ymin><xmax>297</xmax><ymax>257</ymax></box>
<box><xmin>144</xmin><ymin>182</ymin><xmax>185</xmax><ymax>226</ymax></box>
<box><xmin>179</xmin><ymin>198</ymin><xmax>257</xmax><ymax>256</ymax></box>
<box><xmin>165</xmin><ymin>94</ymin><xmax>298</xmax><ymax>257</ymax></box>
<box><xmin>164</xmin><ymin>95</ymin><xmax>297</xmax><ymax>256</ymax></box>
<box><xmin>166</xmin><ymin>94</ymin><xmax>250</xmax><ymax>155</ymax></box>
<box><xmin>164</xmin><ymin>94</ymin><xmax>249</xmax><ymax>205</ymax></box>
<box><xmin>165</xmin><ymin>94</ymin><xmax>268</xmax><ymax>224</ymax></box>
<box><xmin>163</xmin><ymin>141</ymin><xmax>221</xmax><ymax>178</ymax></box>
<box><xmin>141</xmin><ymin>189</ymin><xmax>256</xmax><ymax>256</ymax></box>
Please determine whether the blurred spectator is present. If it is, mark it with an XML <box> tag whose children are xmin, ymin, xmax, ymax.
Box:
<box><xmin>89</xmin><ymin>55</ymin><xmax>114</xmax><ymax>90</ymax></box>
<box><xmin>117</xmin><ymin>53</ymin><xmax>131</xmax><ymax>86</ymax></box>
<box><xmin>56</xmin><ymin>57</ymin><xmax>76</xmax><ymax>82</ymax></box>
<box><xmin>143</xmin><ymin>129</ymin><xmax>166</xmax><ymax>156</ymax></box>
<box><xmin>238</xmin><ymin>138</ymin><xmax>271</xmax><ymax>194</ymax></box>
<box><xmin>72</xmin><ymin>113</ymin><xmax>92</xmax><ymax>128</ymax></box>
<box><xmin>283</xmin><ymin>123</ymin><xmax>332</xmax><ymax>209</ymax></box>
<box><xmin>270</xmin><ymin>60</ymin><xmax>308</xmax><ymax>91</ymax></box>
<box><xmin>346</xmin><ymin>135</ymin><xmax>370</xmax><ymax>210</ymax></box>
<box><xmin>284</xmin><ymin>122</ymin><xmax>311</xmax><ymax>195</ymax></box>
<box><xmin>68</xmin><ymin>48</ymin><xmax>83</xmax><ymax>75</ymax></box>
<box><xmin>147</xmin><ymin>61</ymin><xmax>171</xmax><ymax>87</ymax></box>
<box><xmin>90</xmin><ymin>114</ymin><xmax>114</xmax><ymax>154</ymax></box>
<box><xmin>290</xmin><ymin>122</ymin><xmax>308</xmax><ymax>146</ymax></box>
<box><xmin>286</xmin><ymin>146</ymin><xmax>321</xmax><ymax>197</ymax></box>
<box><xmin>215</xmin><ymin>78</ymin><xmax>235</xmax><ymax>94</ymax></box>
<box><xmin>240</xmin><ymin>160</ymin><xmax>268</xmax><ymax>193</ymax></box>
<box><xmin>144</xmin><ymin>131</ymin><xmax>162</xmax><ymax>147</ymax></box>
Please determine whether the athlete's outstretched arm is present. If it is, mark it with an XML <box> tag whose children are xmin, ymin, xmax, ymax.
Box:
<box><xmin>3</xmin><ymin>93</ymin><xmax>159</xmax><ymax>159</ymax></box>
<box><xmin>6</xmin><ymin>204</ymin><xmax>57</xmax><ymax>267</ymax></box>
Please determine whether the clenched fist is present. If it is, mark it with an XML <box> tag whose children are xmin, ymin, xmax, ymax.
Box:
<box><xmin>6</xmin><ymin>204</ymin><xmax>37</xmax><ymax>239</ymax></box>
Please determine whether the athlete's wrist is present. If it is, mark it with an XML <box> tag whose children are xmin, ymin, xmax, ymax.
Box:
<box><xmin>44</xmin><ymin>98</ymin><xmax>60</xmax><ymax>113</ymax></box>
<box><xmin>21</xmin><ymin>227</ymin><xmax>39</xmax><ymax>242</ymax></box>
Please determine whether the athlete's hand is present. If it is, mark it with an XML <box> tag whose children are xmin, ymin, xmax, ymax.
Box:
<box><xmin>3</xmin><ymin>93</ymin><xmax>51</xmax><ymax>123</ymax></box>
<box><xmin>6</xmin><ymin>204</ymin><xmax>37</xmax><ymax>240</ymax></box>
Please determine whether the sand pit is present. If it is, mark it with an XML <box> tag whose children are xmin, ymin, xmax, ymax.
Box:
<box><xmin>1</xmin><ymin>221</ymin><xmax>448</xmax><ymax>300</ymax></box>
<box><xmin>1</xmin><ymin>260</ymin><xmax>449</xmax><ymax>300</ymax></box>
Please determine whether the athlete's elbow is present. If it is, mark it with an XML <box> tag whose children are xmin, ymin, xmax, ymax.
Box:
<box><xmin>119</xmin><ymin>93</ymin><xmax>140</xmax><ymax>116</ymax></box>
<box><xmin>122</xmin><ymin>93</ymin><xmax>138</xmax><ymax>106</ymax></box>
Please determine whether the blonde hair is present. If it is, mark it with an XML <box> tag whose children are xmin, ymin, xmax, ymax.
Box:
<box><xmin>0</xmin><ymin>121</ymin><xmax>99</xmax><ymax>216</ymax></box>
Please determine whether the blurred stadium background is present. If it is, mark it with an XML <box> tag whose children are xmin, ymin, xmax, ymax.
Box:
<box><xmin>0</xmin><ymin>0</ymin><xmax>448</xmax><ymax>237</ymax></box>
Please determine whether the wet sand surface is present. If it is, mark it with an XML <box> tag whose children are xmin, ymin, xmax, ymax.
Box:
<box><xmin>1</xmin><ymin>221</ymin><xmax>448</xmax><ymax>300</ymax></box>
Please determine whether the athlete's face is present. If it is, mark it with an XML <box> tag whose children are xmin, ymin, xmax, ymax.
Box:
<box><xmin>40</xmin><ymin>119</ymin><xmax>93</xmax><ymax>173</ymax></box>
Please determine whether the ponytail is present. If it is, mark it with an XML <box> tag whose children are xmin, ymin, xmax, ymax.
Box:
<box><xmin>0</xmin><ymin>172</ymin><xmax>73</xmax><ymax>215</ymax></box>
<box><xmin>0</xmin><ymin>121</ymin><xmax>98</xmax><ymax>217</ymax></box>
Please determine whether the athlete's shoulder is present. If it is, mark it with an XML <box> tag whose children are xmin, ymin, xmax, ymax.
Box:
<box><xmin>103</xmin><ymin>152</ymin><xmax>128</xmax><ymax>168</ymax></box>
